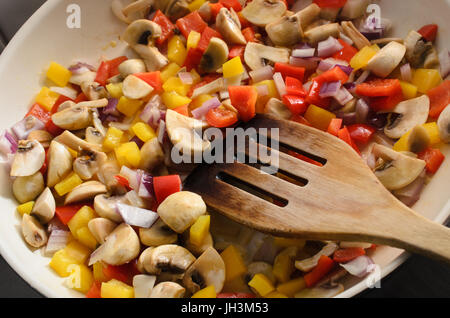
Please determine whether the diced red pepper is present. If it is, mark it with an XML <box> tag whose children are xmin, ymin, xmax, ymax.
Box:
<box><xmin>206</xmin><ymin>107</ymin><xmax>239</xmax><ymax>128</ymax></box>
<box><xmin>25</xmin><ymin>104</ymin><xmax>51</xmax><ymax>125</ymax></box>
<box><xmin>418</xmin><ymin>24</ymin><xmax>438</xmax><ymax>42</ymax></box>
<box><xmin>209</xmin><ymin>3</ymin><xmax>225</xmax><ymax>19</ymax></box>
<box><xmin>197</xmin><ymin>27</ymin><xmax>223</xmax><ymax>53</ymax></box>
<box><xmin>183</xmin><ymin>48</ymin><xmax>204</xmax><ymax>71</ymax></box>
<box><xmin>153</xmin><ymin>10</ymin><xmax>176</xmax><ymax>45</ymax></box>
<box><xmin>242</xmin><ymin>27</ymin><xmax>257</xmax><ymax>43</ymax></box>
<box><xmin>313</xmin><ymin>0</ymin><xmax>348</xmax><ymax>8</ymax></box>
<box><xmin>55</xmin><ymin>204</ymin><xmax>86</xmax><ymax>225</ymax></box>
<box><xmin>40</xmin><ymin>149</ymin><xmax>48</xmax><ymax>174</ymax></box>
<box><xmin>356</xmin><ymin>79</ymin><xmax>402</xmax><ymax>97</ymax></box>
<box><xmin>103</xmin><ymin>263</ymin><xmax>139</xmax><ymax>285</ymax></box>
<box><xmin>347</xmin><ymin>124</ymin><xmax>376</xmax><ymax>144</ymax></box>
<box><xmin>285</xmin><ymin>77</ymin><xmax>306</xmax><ymax>97</ymax></box>
<box><xmin>219</xmin><ymin>0</ymin><xmax>243</xmax><ymax>11</ymax></box>
<box><xmin>86</xmin><ymin>281</ymin><xmax>102</xmax><ymax>298</ymax></box>
<box><xmin>338</xmin><ymin>126</ymin><xmax>360</xmax><ymax>154</ymax></box>
<box><xmin>304</xmin><ymin>255</ymin><xmax>335</xmax><ymax>287</ymax></box>
<box><xmin>114</xmin><ymin>175</ymin><xmax>133</xmax><ymax>191</ymax></box>
<box><xmin>333</xmin><ymin>247</ymin><xmax>366</xmax><ymax>263</ymax></box>
<box><xmin>217</xmin><ymin>293</ymin><xmax>257</xmax><ymax>298</ymax></box>
<box><xmin>427</xmin><ymin>80</ymin><xmax>450</xmax><ymax>119</ymax></box>
<box><xmin>288</xmin><ymin>150</ymin><xmax>323</xmax><ymax>167</ymax></box>
<box><xmin>237</xmin><ymin>12</ymin><xmax>251</xmax><ymax>29</ymax></box>
<box><xmin>95</xmin><ymin>61</ymin><xmax>110</xmax><ymax>87</ymax></box>
<box><xmin>274</xmin><ymin>63</ymin><xmax>305</xmax><ymax>82</ymax></box>
<box><xmin>315</xmin><ymin>66</ymin><xmax>349</xmax><ymax>85</ymax></box>
<box><xmin>290</xmin><ymin>114</ymin><xmax>312</xmax><ymax>126</ymax></box>
<box><xmin>107</xmin><ymin>56</ymin><xmax>128</xmax><ymax>77</ymax></box>
<box><xmin>228</xmin><ymin>45</ymin><xmax>246</xmax><ymax>62</ymax></box>
<box><xmin>282</xmin><ymin>95</ymin><xmax>308</xmax><ymax>116</ymax></box>
<box><xmin>332</xmin><ymin>39</ymin><xmax>358</xmax><ymax>62</ymax></box>
<box><xmin>134</xmin><ymin>72</ymin><xmax>163</xmax><ymax>92</ymax></box>
<box><xmin>153</xmin><ymin>175</ymin><xmax>182</xmax><ymax>204</ymax></box>
<box><xmin>305</xmin><ymin>80</ymin><xmax>331</xmax><ymax>109</ymax></box>
<box><xmin>74</xmin><ymin>92</ymin><xmax>88</xmax><ymax>103</ymax></box>
<box><xmin>176</xmin><ymin>11</ymin><xmax>207</xmax><ymax>39</ymax></box>
<box><xmin>173</xmin><ymin>105</ymin><xmax>189</xmax><ymax>117</ymax></box>
<box><xmin>45</xmin><ymin>119</ymin><xmax>64</xmax><ymax>137</ymax></box>
<box><xmin>327</xmin><ymin>118</ymin><xmax>343</xmax><ymax>136</ymax></box>
<box><xmin>228</xmin><ymin>86</ymin><xmax>258</xmax><ymax>122</ymax></box>
<box><xmin>418</xmin><ymin>148</ymin><xmax>445</xmax><ymax>174</ymax></box>
<box><xmin>368</xmin><ymin>86</ymin><xmax>403</xmax><ymax>112</ymax></box>
<box><xmin>51</xmin><ymin>95</ymin><xmax>73</xmax><ymax>114</ymax></box>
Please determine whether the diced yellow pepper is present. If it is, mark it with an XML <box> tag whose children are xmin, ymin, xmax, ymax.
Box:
<box><xmin>93</xmin><ymin>262</ymin><xmax>108</xmax><ymax>282</ymax></box>
<box><xmin>103</xmin><ymin>127</ymin><xmax>124</xmax><ymax>151</ymax></box>
<box><xmin>393</xmin><ymin>122</ymin><xmax>442</xmax><ymax>152</ymax></box>
<box><xmin>131</xmin><ymin>122</ymin><xmax>156</xmax><ymax>142</ymax></box>
<box><xmin>117</xmin><ymin>96</ymin><xmax>143</xmax><ymax>117</ymax></box>
<box><xmin>265</xmin><ymin>291</ymin><xmax>288</xmax><ymax>298</ymax></box>
<box><xmin>248</xmin><ymin>273</ymin><xmax>275</xmax><ymax>297</ymax></box>
<box><xmin>190</xmin><ymin>69</ymin><xmax>201</xmax><ymax>85</ymax></box>
<box><xmin>68</xmin><ymin>206</ymin><xmax>96</xmax><ymax>240</ymax></box>
<box><xmin>115</xmin><ymin>142</ymin><xmax>142</xmax><ymax>168</ymax></box>
<box><xmin>161</xmin><ymin>91</ymin><xmax>192</xmax><ymax>109</ymax></box>
<box><xmin>399</xmin><ymin>81</ymin><xmax>418</xmax><ymax>100</ymax></box>
<box><xmin>274</xmin><ymin>237</ymin><xmax>306</xmax><ymax>249</ymax></box>
<box><xmin>168</xmin><ymin>36</ymin><xmax>187</xmax><ymax>67</ymax></box>
<box><xmin>223</xmin><ymin>57</ymin><xmax>245</xmax><ymax>79</ymax></box>
<box><xmin>350</xmin><ymin>45</ymin><xmax>380</xmax><ymax>70</ymax></box>
<box><xmin>253</xmin><ymin>80</ymin><xmax>280</xmax><ymax>113</ymax></box>
<box><xmin>272</xmin><ymin>247</ymin><xmax>298</xmax><ymax>283</ymax></box>
<box><xmin>221</xmin><ymin>245</ymin><xmax>247</xmax><ymax>282</ymax></box>
<box><xmin>49</xmin><ymin>241</ymin><xmax>91</xmax><ymax>277</ymax></box>
<box><xmin>106</xmin><ymin>82</ymin><xmax>124</xmax><ymax>99</ymax></box>
<box><xmin>187</xmin><ymin>31</ymin><xmax>201</xmax><ymax>50</ymax></box>
<box><xmin>17</xmin><ymin>201</ymin><xmax>34</xmax><ymax>215</ymax></box>
<box><xmin>411</xmin><ymin>69</ymin><xmax>442</xmax><ymax>93</ymax></box>
<box><xmin>276</xmin><ymin>277</ymin><xmax>306</xmax><ymax>297</ymax></box>
<box><xmin>35</xmin><ymin>87</ymin><xmax>60</xmax><ymax>111</ymax></box>
<box><xmin>163</xmin><ymin>77</ymin><xmax>191</xmax><ymax>96</ymax></box>
<box><xmin>191</xmin><ymin>285</ymin><xmax>216</xmax><ymax>298</ymax></box>
<box><xmin>54</xmin><ymin>173</ymin><xmax>83</xmax><ymax>196</ymax></box>
<box><xmin>65</xmin><ymin>264</ymin><xmax>94</xmax><ymax>293</ymax></box>
<box><xmin>47</xmin><ymin>62</ymin><xmax>72</xmax><ymax>87</ymax></box>
<box><xmin>64</xmin><ymin>241</ymin><xmax>92</xmax><ymax>263</ymax></box>
<box><xmin>161</xmin><ymin>63</ymin><xmax>181</xmax><ymax>82</ymax></box>
<box><xmin>190</xmin><ymin>94</ymin><xmax>213</xmax><ymax>110</ymax></box>
<box><xmin>67</xmin><ymin>147</ymin><xmax>78</xmax><ymax>159</ymax></box>
<box><xmin>304</xmin><ymin>104</ymin><xmax>336</xmax><ymax>131</ymax></box>
<box><xmin>76</xmin><ymin>226</ymin><xmax>98</xmax><ymax>250</ymax></box>
<box><xmin>189</xmin><ymin>215</ymin><xmax>210</xmax><ymax>247</ymax></box>
<box><xmin>101</xmin><ymin>279</ymin><xmax>135</xmax><ymax>298</ymax></box>
<box><xmin>188</xmin><ymin>0</ymin><xmax>206</xmax><ymax>11</ymax></box>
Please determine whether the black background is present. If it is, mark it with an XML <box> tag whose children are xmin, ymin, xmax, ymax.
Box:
<box><xmin>0</xmin><ymin>0</ymin><xmax>449</xmax><ymax>298</ymax></box>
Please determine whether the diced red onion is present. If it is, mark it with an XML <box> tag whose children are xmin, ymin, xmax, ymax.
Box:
<box><xmin>88</xmin><ymin>243</ymin><xmax>108</xmax><ymax>266</ymax></box>
<box><xmin>47</xmin><ymin>217</ymin><xmax>69</xmax><ymax>232</ymax></box>
<box><xmin>336</xmin><ymin>65</ymin><xmax>354</xmax><ymax>76</ymax></box>
<box><xmin>319</xmin><ymin>81</ymin><xmax>342</xmax><ymax>98</ymax></box>
<box><xmin>249</xmin><ymin>66</ymin><xmax>274</xmax><ymax>83</ymax></box>
<box><xmin>340</xmin><ymin>255</ymin><xmax>376</xmax><ymax>278</ymax></box>
<box><xmin>256</xmin><ymin>84</ymin><xmax>269</xmax><ymax>96</ymax></box>
<box><xmin>12</xmin><ymin>116</ymin><xmax>45</xmax><ymax>140</ymax></box>
<box><xmin>335</xmin><ymin>87</ymin><xmax>354</xmax><ymax>105</ymax></box>
<box><xmin>120</xmin><ymin>166</ymin><xmax>139</xmax><ymax>190</ymax></box>
<box><xmin>355</xmin><ymin>70</ymin><xmax>371</xmax><ymax>85</ymax></box>
<box><xmin>157</xmin><ymin>120</ymin><xmax>166</xmax><ymax>144</ymax></box>
<box><xmin>337</xmin><ymin>112</ymin><xmax>357</xmax><ymax>126</ymax></box>
<box><xmin>400</xmin><ymin>64</ymin><xmax>412</xmax><ymax>82</ymax></box>
<box><xmin>355</xmin><ymin>98</ymin><xmax>370</xmax><ymax>123</ymax></box>
<box><xmin>68</xmin><ymin>62</ymin><xmax>96</xmax><ymax>74</ymax></box>
<box><xmin>116</xmin><ymin>203</ymin><xmax>159</xmax><ymax>228</ymax></box>
<box><xmin>102</xmin><ymin>98</ymin><xmax>119</xmax><ymax>116</ymax></box>
<box><xmin>317</xmin><ymin>60</ymin><xmax>334</xmax><ymax>73</ymax></box>
<box><xmin>292</xmin><ymin>48</ymin><xmax>316</xmax><ymax>58</ymax></box>
<box><xmin>130</xmin><ymin>136</ymin><xmax>144</xmax><ymax>148</ymax></box>
<box><xmin>339</xmin><ymin>32</ymin><xmax>353</xmax><ymax>45</ymax></box>
<box><xmin>439</xmin><ymin>50</ymin><xmax>450</xmax><ymax>79</ymax></box>
<box><xmin>178</xmin><ymin>72</ymin><xmax>193</xmax><ymax>85</ymax></box>
<box><xmin>125</xmin><ymin>190</ymin><xmax>146</xmax><ymax>209</ymax></box>
<box><xmin>45</xmin><ymin>230</ymin><xmax>70</xmax><ymax>255</ymax></box>
<box><xmin>140</xmin><ymin>95</ymin><xmax>165</xmax><ymax>129</ymax></box>
<box><xmin>289</xmin><ymin>57</ymin><xmax>321</xmax><ymax>70</ymax></box>
<box><xmin>317</xmin><ymin>36</ymin><xmax>343</xmax><ymax>58</ymax></box>
<box><xmin>191</xmin><ymin>97</ymin><xmax>221</xmax><ymax>120</ymax></box>
<box><xmin>49</xmin><ymin>86</ymin><xmax>78</xmax><ymax>100</ymax></box>
<box><xmin>273</xmin><ymin>72</ymin><xmax>286</xmax><ymax>97</ymax></box>
<box><xmin>139</xmin><ymin>173</ymin><xmax>155</xmax><ymax>199</ymax></box>
<box><xmin>395</xmin><ymin>171</ymin><xmax>426</xmax><ymax>207</ymax></box>
<box><xmin>318</xmin><ymin>58</ymin><xmax>349</xmax><ymax>73</ymax></box>
<box><xmin>0</xmin><ymin>131</ymin><xmax>18</xmax><ymax>156</ymax></box>
<box><xmin>344</xmin><ymin>82</ymin><xmax>356</xmax><ymax>94</ymax></box>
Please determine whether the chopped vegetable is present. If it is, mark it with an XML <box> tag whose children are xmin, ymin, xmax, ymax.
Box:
<box><xmin>206</xmin><ymin>107</ymin><xmax>238</xmax><ymax>128</ymax></box>
<box><xmin>176</xmin><ymin>11</ymin><xmax>208</xmax><ymax>39</ymax></box>
<box><xmin>47</xmin><ymin>62</ymin><xmax>72</xmax><ymax>87</ymax></box>
<box><xmin>228</xmin><ymin>86</ymin><xmax>258</xmax><ymax>122</ymax></box>
<box><xmin>153</xmin><ymin>175</ymin><xmax>182</xmax><ymax>204</ymax></box>
<box><xmin>418</xmin><ymin>147</ymin><xmax>445</xmax><ymax>174</ymax></box>
<box><xmin>428</xmin><ymin>80</ymin><xmax>450</xmax><ymax>119</ymax></box>
<box><xmin>221</xmin><ymin>245</ymin><xmax>247</xmax><ymax>282</ymax></box>
<box><xmin>248</xmin><ymin>273</ymin><xmax>275</xmax><ymax>297</ymax></box>
<box><xmin>417</xmin><ymin>24</ymin><xmax>438</xmax><ymax>42</ymax></box>
<box><xmin>304</xmin><ymin>255</ymin><xmax>335</xmax><ymax>288</ymax></box>
<box><xmin>304</xmin><ymin>104</ymin><xmax>336</xmax><ymax>131</ymax></box>
<box><xmin>333</xmin><ymin>247</ymin><xmax>366</xmax><ymax>263</ymax></box>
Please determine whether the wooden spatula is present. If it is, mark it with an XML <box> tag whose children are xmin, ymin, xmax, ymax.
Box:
<box><xmin>184</xmin><ymin>114</ymin><xmax>450</xmax><ymax>263</ymax></box>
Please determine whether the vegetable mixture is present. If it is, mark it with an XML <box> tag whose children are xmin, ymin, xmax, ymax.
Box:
<box><xmin>1</xmin><ymin>0</ymin><xmax>449</xmax><ymax>298</ymax></box>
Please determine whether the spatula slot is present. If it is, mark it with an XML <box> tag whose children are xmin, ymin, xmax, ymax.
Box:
<box><xmin>216</xmin><ymin>172</ymin><xmax>289</xmax><ymax>207</ymax></box>
<box><xmin>279</xmin><ymin>142</ymin><xmax>327</xmax><ymax>167</ymax></box>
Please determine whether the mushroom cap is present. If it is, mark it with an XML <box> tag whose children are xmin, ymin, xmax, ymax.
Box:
<box><xmin>139</xmin><ymin>137</ymin><xmax>165</xmax><ymax>171</ymax></box>
<box><xmin>241</xmin><ymin>0</ymin><xmax>287</xmax><ymax>27</ymax></box>
<box><xmin>47</xmin><ymin>140</ymin><xmax>73</xmax><ymax>187</ymax></box>
<box><xmin>384</xmin><ymin>95</ymin><xmax>430</xmax><ymax>139</ymax></box>
<box><xmin>139</xmin><ymin>218</ymin><xmax>178</xmax><ymax>247</ymax></box>
<box><xmin>118</xmin><ymin>59</ymin><xmax>147</xmax><ymax>78</ymax></box>
<box><xmin>88</xmin><ymin>218</ymin><xmax>117</xmax><ymax>244</ymax></box>
<box><xmin>149</xmin><ymin>281</ymin><xmax>185</xmax><ymax>298</ymax></box>
<box><xmin>11</xmin><ymin>140</ymin><xmax>46</xmax><ymax>177</ymax></box>
<box><xmin>122</xmin><ymin>75</ymin><xmax>154</xmax><ymax>99</ymax></box>
<box><xmin>31</xmin><ymin>187</ymin><xmax>55</xmax><ymax>224</ymax></box>
<box><xmin>51</xmin><ymin>106</ymin><xmax>92</xmax><ymax>130</ymax></box>
<box><xmin>12</xmin><ymin>172</ymin><xmax>45</xmax><ymax>204</ymax></box>
<box><xmin>157</xmin><ymin>191</ymin><xmax>207</xmax><ymax>233</ymax></box>
<box><xmin>265</xmin><ymin>98</ymin><xmax>292</xmax><ymax>120</ymax></box>
<box><xmin>65</xmin><ymin>181</ymin><xmax>108</xmax><ymax>205</ymax></box>
<box><xmin>132</xmin><ymin>44</ymin><xmax>168</xmax><ymax>72</ymax></box>
<box><xmin>122</xmin><ymin>19</ymin><xmax>162</xmax><ymax>46</ymax></box>
<box><xmin>366</xmin><ymin>41</ymin><xmax>406</xmax><ymax>78</ymax></box>
<box><xmin>94</xmin><ymin>194</ymin><xmax>128</xmax><ymax>222</ymax></box>
<box><xmin>183</xmin><ymin>247</ymin><xmax>226</xmax><ymax>294</ymax></box>
<box><xmin>199</xmin><ymin>37</ymin><xmax>230</xmax><ymax>73</ymax></box>
<box><xmin>216</xmin><ymin>8</ymin><xmax>246</xmax><ymax>45</ymax></box>
<box><xmin>139</xmin><ymin>244</ymin><xmax>196</xmax><ymax>276</ymax></box>
<box><xmin>244</xmin><ymin>42</ymin><xmax>290</xmax><ymax>71</ymax></box>
<box><xmin>21</xmin><ymin>214</ymin><xmax>48</xmax><ymax>248</ymax></box>
<box><xmin>437</xmin><ymin>104</ymin><xmax>450</xmax><ymax>143</ymax></box>
<box><xmin>266</xmin><ymin>14</ymin><xmax>303</xmax><ymax>47</ymax></box>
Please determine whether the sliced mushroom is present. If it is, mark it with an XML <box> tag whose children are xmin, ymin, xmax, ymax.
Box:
<box><xmin>216</xmin><ymin>7</ymin><xmax>246</xmax><ymax>45</ymax></box>
<box><xmin>266</xmin><ymin>13</ymin><xmax>303</xmax><ymax>47</ymax></box>
<box><xmin>118</xmin><ymin>59</ymin><xmax>147</xmax><ymax>78</ymax></box>
<box><xmin>122</xmin><ymin>19</ymin><xmax>162</xmax><ymax>46</ymax></box>
<box><xmin>199</xmin><ymin>37</ymin><xmax>229</xmax><ymax>73</ymax></box>
<box><xmin>54</xmin><ymin>130</ymin><xmax>102</xmax><ymax>152</ymax></box>
<box><xmin>183</xmin><ymin>247</ymin><xmax>225</xmax><ymax>294</ymax></box>
<box><xmin>31</xmin><ymin>187</ymin><xmax>55</xmax><ymax>224</ymax></box>
<box><xmin>27</xmin><ymin>130</ymin><xmax>53</xmax><ymax>148</ymax></box>
<box><xmin>265</xmin><ymin>98</ymin><xmax>291</xmax><ymax>119</ymax></box>
<box><xmin>97</xmin><ymin>158</ymin><xmax>127</xmax><ymax>194</ymax></box>
<box><xmin>22</xmin><ymin>214</ymin><xmax>48</xmax><ymax>248</ymax></box>
<box><xmin>157</xmin><ymin>191</ymin><xmax>207</xmax><ymax>233</ymax></box>
<box><xmin>241</xmin><ymin>0</ymin><xmax>287</xmax><ymax>27</ymax></box>
<box><xmin>384</xmin><ymin>95</ymin><xmax>430</xmax><ymax>139</ymax></box>
<box><xmin>88</xmin><ymin>218</ymin><xmax>117</xmax><ymax>244</ymax></box>
<box><xmin>423</xmin><ymin>47</ymin><xmax>440</xmax><ymax>69</ymax></box>
<box><xmin>85</xmin><ymin>127</ymin><xmax>104</xmax><ymax>145</ymax></box>
<box><xmin>185</xmin><ymin>232</ymin><xmax>214</xmax><ymax>256</ymax></box>
<box><xmin>340</xmin><ymin>0</ymin><xmax>369</xmax><ymax>20</ymax></box>
<box><xmin>198</xmin><ymin>1</ymin><xmax>212</xmax><ymax>22</ymax></box>
<box><xmin>123</xmin><ymin>75</ymin><xmax>154</xmax><ymax>99</ymax></box>
<box><xmin>94</xmin><ymin>194</ymin><xmax>128</xmax><ymax>222</ymax></box>
<box><xmin>138</xmin><ymin>137</ymin><xmax>165</xmax><ymax>172</ymax></box>
<box><xmin>246</xmin><ymin>262</ymin><xmax>276</xmax><ymax>284</ymax></box>
<box><xmin>139</xmin><ymin>218</ymin><xmax>178</xmax><ymax>247</ymax></box>
<box><xmin>11</xmin><ymin>140</ymin><xmax>45</xmax><ymax>177</ymax></box>
<box><xmin>320</xmin><ymin>7</ymin><xmax>340</xmax><ymax>21</ymax></box>
<box><xmin>80</xmin><ymin>82</ymin><xmax>108</xmax><ymax>101</ymax></box>
<box><xmin>296</xmin><ymin>3</ymin><xmax>321</xmax><ymax>29</ymax></box>
<box><xmin>90</xmin><ymin>223</ymin><xmax>140</xmax><ymax>265</ymax></box>
<box><xmin>244</xmin><ymin>42</ymin><xmax>290</xmax><ymax>71</ymax></box>
<box><xmin>407</xmin><ymin>125</ymin><xmax>430</xmax><ymax>154</ymax></box>
<box><xmin>165</xmin><ymin>0</ymin><xmax>191</xmax><ymax>20</ymax></box>
<box><xmin>295</xmin><ymin>242</ymin><xmax>338</xmax><ymax>272</ymax></box>
<box><xmin>65</xmin><ymin>181</ymin><xmax>108</xmax><ymax>205</ymax></box>
<box><xmin>404</xmin><ymin>30</ymin><xmax>432</xmax><ymax>68</ymax></box>
<box><xmin>191</xmin><ymin>77</ymin><xmax>225</xmax><ymax>99</ymax></box>
<box><xmin>133</xmin><ymin>44</ymin><xmax>169</xmax><ymax>72</ymax></box>
<box><xmin>73</xmin><ymin>150</ymin><xmax>106</xmax><ymax>180</ymax></box>
<box><xmin>51</xmin><ymin>106</ymin><xmax>92</xmax><ymax>130</ymax></box>
<box><xmin>139</xmin><ymin>245</ymin><xmax>196</xmax><ymax>276</ymax></box>
<box><xmin>371</xmin><ymin>37</ymin><xmax>404</xmax><ymax>46</ymax></box>
<box><xmin>133</xmin><ymin>274</ymin><xmax>157</xmax><ymax>298</ymax></box>
<box><xmin>437</xmin><ymin>104</ymin><xmax>450</xmax><ymax>143</ymax></box>
<box><xmin>69</xmin><ymin>71</ymin><xmax>97</xmax><ymax>86</ymax></box>
<box><xmin>341</xmin><ymin>21</ymin><xmax>370</xmax><ymax>49</ymax></box>
<box><xmin>12</xmin><ymin>172</ymin><xmax>44</xmax><ymax>203</ymax></box>
<box><xmin>149</xmin><ymin>282</ymin><xmax>185</xmax><ymax>298</ymax></box>
<box><xmin>165</xmin><ymin>109</ymin><xmax>210</xmax><ymax>159</ymax></box>
<box><xmin>366</xmin><ymin>41</ymin><xmax>406</xmax><ymax>78</ymax></box>
<box><xmin>47</xmin><ymin>141</ymin><xmax>73</xmax><ymax>187</ymax></box>
<box><xmin>372</xmin><ymin>144</ymin><xmax>426</xmax><ymax>190</ymax></box>
<box><xmin>112</xmin><ymin>0</ymin><xmax>148</xmax><ymax>24</ymax></box>
<box><xmin>122</xmin><ymin>0</ymin><xmax>153</xmax><ymax>17</ymax></box>
<box><xmin>305</xmin><ymin>23</ymin><xmax>340</xmax><ymax>44</ymax></box>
